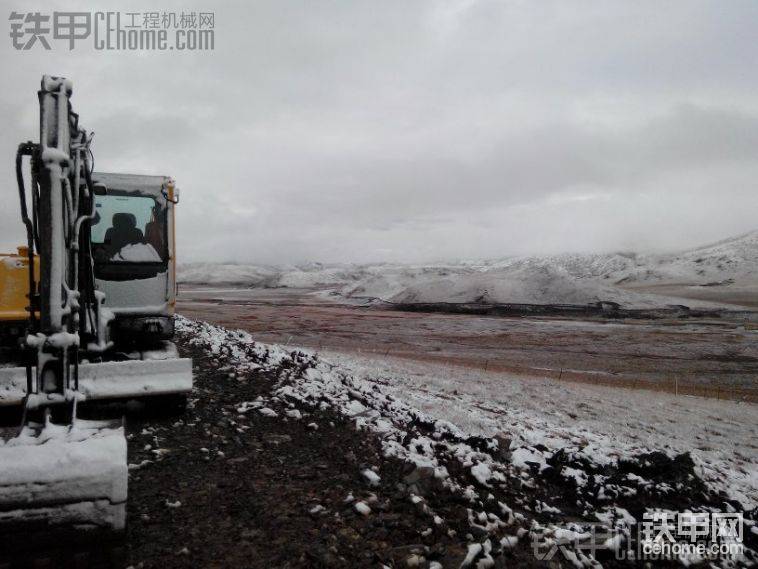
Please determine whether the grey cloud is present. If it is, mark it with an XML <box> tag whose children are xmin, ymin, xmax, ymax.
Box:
<box><xmin>1</xmin><ymin>0</ymin><xmax>757</xmax><ymax>263</ymax></box>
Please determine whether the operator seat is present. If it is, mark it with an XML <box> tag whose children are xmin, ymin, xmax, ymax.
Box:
<box><xmin>105</xmin><ymin>213</ymin><xmax>143</xmax><ymax>257</ymax></box>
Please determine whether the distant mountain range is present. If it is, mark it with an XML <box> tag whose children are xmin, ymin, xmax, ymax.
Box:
<box><xmin>178</xmin><ymin>230</ymin><xmax>758</xmax><ymax>308</ymax></box>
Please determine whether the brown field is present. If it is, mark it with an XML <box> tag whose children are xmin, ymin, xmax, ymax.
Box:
<box><xmin>178</xmin><ymin>285</ymin><xmax>758</xmax><ymax>402</ymax></box>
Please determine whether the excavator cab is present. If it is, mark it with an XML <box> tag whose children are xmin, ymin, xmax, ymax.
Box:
<box><xmin>89</xmin><ymin>173</ymin><xmax>179</xmax><ymax>345</ymax></box>
<box><xmin>0</xmin><ymin>171</ymin><xmax>191</xmax><ymax>406</ymax></box>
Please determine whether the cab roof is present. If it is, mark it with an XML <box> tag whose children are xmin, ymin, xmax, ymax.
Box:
<box><xmin>91</xmin><ymin>172</ymin><xmax>171</xmax><ymax>197</ymax></box>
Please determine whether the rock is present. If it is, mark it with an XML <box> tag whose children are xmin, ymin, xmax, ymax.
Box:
<box><xmin>405</xmin><ymin>554</ymin><xmax>425</xmax><ymax>567</ymax></box>
<box><xmin>469</xmin><ymin>524</ymin><xmax>489</xmax><ymax>539</ymax></box>
<box><xmin>403</xmin><ymin>465</ymin><xmax>437</xmax><ymax>494</ymax></box>
<box><xmin>264</xmin><ymin>434</ymin><xmax>292</xmax><ymax>445</ymax></box>
<box><xmin>494</xmin><ymin>433</ymin><xmax>513</xmax><ymax>461</ymax></box>
<box><xmin>361</xmin><ymin>468</ymin><xmax>381</xmax><ymax>487</ymax></box>
<box><xmin>404</xmin><ymin>465</ymin><xmax>435</xmax><ymax>485</ymax></box>
<box><xmin>258</xmin><ymin>407</ymin><xmax>278</xmax><ymax>417</ymax></box>
<box><xmin>354</xmin><ymin>501</ymin><xmax>371</xmax><ymax>516</ymax></box>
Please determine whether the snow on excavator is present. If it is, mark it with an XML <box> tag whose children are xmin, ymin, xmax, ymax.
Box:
<box><xmin>0</xmin><ymin>76</ymin><xmax>192</xmax><ymax>541</ymax></box>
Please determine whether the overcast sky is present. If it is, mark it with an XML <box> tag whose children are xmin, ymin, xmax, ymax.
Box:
<box><xmin>1</xmin><ymin>0</ymin><xmax>757</xmax><ymax>264</ymax></box>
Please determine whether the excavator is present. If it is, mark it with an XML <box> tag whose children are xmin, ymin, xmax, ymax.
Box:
<box><xmin>0</xmin><ymin>76</ymin><xmax>192</xmax><ymax>545</ymax></box>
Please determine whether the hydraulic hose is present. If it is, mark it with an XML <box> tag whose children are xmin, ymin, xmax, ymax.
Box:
<box><xmin>16</xmin><ymin>142</ymin><xmax>37</xmax><ymax>330</ymax></box>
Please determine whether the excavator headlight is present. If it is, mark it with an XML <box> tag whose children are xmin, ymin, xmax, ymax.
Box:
<box><xmin>162</xmin><ymin>185</ymin><xmax>180</xmax><ymax>204</ymax></box>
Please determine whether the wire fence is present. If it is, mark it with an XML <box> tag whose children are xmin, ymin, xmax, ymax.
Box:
<box><xmin>534</xmin><ymin>364</ymin><xmax>758</xmax><ymax>404</ymax></box>
<box><xmin>311</xmin><ymin>342</ymin><xmax>758</xmax><ymax>405</ymax></box>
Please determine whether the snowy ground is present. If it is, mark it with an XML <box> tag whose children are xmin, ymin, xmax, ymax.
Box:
<box><xmin>317</xmin><ymin>351</ymin><xmax>758</xmax><ymax>511</ymax></box>
<box><xmin>177</xmin><ymin>316</ymin><xmax>757</xmax><ymax>567</ymax></box>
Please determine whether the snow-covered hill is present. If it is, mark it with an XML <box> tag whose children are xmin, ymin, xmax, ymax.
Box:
<box><xmin>480</xmin><ymin>230</ymin><xmax>758</xmax><ymax>287</ymax></box>
<box><xmin>605</xmin><ymin>230</ymin><xmax>758</xmax><ymax>285</ymax></box>
<box><xmin>336</xmin><ymin>263</ymin><xmax>662</xmax><ymax>306</ymax></box>
<box><xmin>178</xmin><ymin>262</ymin><xmax>281</xmax><ymax>286</ymax></box>
<box><xmin>178</xmin><ymin>230</ymin><xmax>758</xmax><ymax>308</ymax></box>
<box><xmin>178</xmin><ymin>261</ymin><xmax>374</xmax><ymax>288</ymax></box>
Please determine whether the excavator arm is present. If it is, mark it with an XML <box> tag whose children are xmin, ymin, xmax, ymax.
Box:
<box><xmin>0</xmin><ymin>76</ymin><xmax>128</xmax><ymax>541</ymax></box>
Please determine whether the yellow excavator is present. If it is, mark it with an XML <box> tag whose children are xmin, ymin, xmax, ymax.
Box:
<box><xmin>0</xmin><ymin>76</ymin><xmax>192</xmax><ymax>543</ymax></box>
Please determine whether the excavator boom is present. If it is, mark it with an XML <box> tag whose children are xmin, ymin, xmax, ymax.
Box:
<box><xmin>0</xmin><ymin>76</ymin><xmax>130</xmax><ymax>542</ymax></box>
